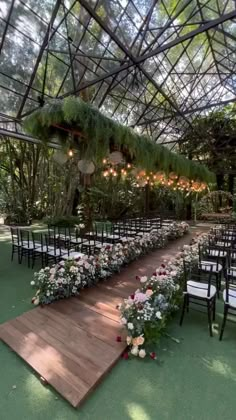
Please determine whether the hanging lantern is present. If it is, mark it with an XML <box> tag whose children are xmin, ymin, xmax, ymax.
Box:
<box><xmin>108</xmin><ymin>151</ymin><xmax>123</xmax><ymax>165</ymax></box>
<box><xmin>131</xmin><ymin>168</ymin><xmax>139</xmax><ymax>176</ymax></box>
<box><xmin>78</xmin><ymin>160</ymin><xmax>95</xmax><ymax>174</ymax></box>
<box><xmin>179</xmin><ymin>176</ymin><xmax>188</xmax><ymax>185</ymax></box>
<box><xmin>53</xmin><ymin>150</ymin><xmax>68</xmax><ymax>165</ymax></box>
<box><xmin>155</xmin><ymin>171</ymin><xmax>165</xmax><ymax>181</ymax></box>
<box><xmin>169</xmin><ymin>172</ymin><xmax>178</xmax><ymax>180</ymax></box>
<box><xmin>139</xmin><ymin>179</ymin><xmax>146</xmax><ymax>187</ymax></box>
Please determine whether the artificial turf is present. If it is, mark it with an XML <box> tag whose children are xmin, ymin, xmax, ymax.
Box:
<box><xmin>0</xmin><ymin>228</ymin><xmax>236</xmax><ymax>420</ymax></box>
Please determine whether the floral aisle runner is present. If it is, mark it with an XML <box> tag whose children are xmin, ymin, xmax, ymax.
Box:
<box><xmin>119</xmin><ymin>231</ymin><xmax>209</xmax><ymax>359</ymax></box>
<box><xmin>31</xmin><ymin>222</ymin><xmax>189</xmax><ymax>305</ymax></box>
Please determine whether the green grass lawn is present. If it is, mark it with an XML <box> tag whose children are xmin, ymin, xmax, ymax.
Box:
<box><xmin>1</xmin><ymin>229</ymin><xmax>236</xmax><ymax>420</ymax></box>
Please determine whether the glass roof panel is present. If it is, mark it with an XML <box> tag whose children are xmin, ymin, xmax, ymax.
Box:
<box><xmin>0</xmin><ymin>0</ymin><xmax>236</xmax><ymax>146</ymax></box>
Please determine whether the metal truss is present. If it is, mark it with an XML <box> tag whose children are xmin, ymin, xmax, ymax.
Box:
<box><xmin>0</xmin><ymin>0</ymin><xmax>236</xmax><ymax>148</ymax></box>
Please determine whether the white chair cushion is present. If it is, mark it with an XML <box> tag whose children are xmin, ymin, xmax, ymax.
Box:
<box><xmin>70</xmin><ymin>238</ymin><xmax>83</xmax><ymax>244</ymax></box>
<box><xmin>47</xmin><ymin>249</ymin><xmax>67</xmax><ymax>257</ymax></box>
<box><xmin>223</xmin><ymin>288</ymin><xmax>236</xmax><ymax>308</ymax></box>
<box><xmin>208</xmin><ymin>249</ymin><xmax>227</xmax><ymax>257</ymax></box>
<box><xmin>120</xmin><ymin>236</ymin><xmax>134</xmax><ymax>242</ymax></box>
<box><xmin>62</xmin><ymin>252</ymin><xmax>85</xmax><ymax>260</ymax></box>
<box><xmin>201</xmin><ymin>260</ymin><xmax>222</xmax><ymax>273</ymax></box>
<box><xmin>35</xmin><ymin>245</ymin><xmax>53</xmax><ymax>252</ymax></box>
<box><xmin>106</xmin><ymin>234</ymin><xmax>120</xmax><ymax>240</ymax></box>
<box><xmin>187</xmin><ymin>280</ymin><xmax>216</xmax><ymax>299</ymax></box>
<box><xmin>22</xmin><ymin>241</ymin><xmax>35</xmax><ymax>249</ymax></box>
<box><xmin>228</xmin><ymin>267</ymin><xmax>236</xmax><ymax>277</ymax></box>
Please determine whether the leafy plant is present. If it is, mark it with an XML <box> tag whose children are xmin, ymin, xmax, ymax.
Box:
<box><xmin>24</xmin><ymin>97</ymin><xmax>214</xmax><ymax>183</ymax></box>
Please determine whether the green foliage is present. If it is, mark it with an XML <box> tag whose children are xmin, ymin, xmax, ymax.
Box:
<box><xmin>44</xmin><ymin>215</ymin><xmax>83</xmax><ymax>227</ymax></box>
<box><xmin>197</xmin><ymin>190</ymin><xmax>233</xmax><ymax>217</ymax></box>
<box><xmin>24</xmin><ymin>97</ymin><xmax>214</xmax><ymax>183</ymax></box>
<box><xmin>180</xmin><ymin>106</ymin><xmax>236</xmax><ymax>177</ymax></box>
<box><xmin>88</xmin><ymin>174</ymin><xmax>144</xmax><ymax>220</ymax></box>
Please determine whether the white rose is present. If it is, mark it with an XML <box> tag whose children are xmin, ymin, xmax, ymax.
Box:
<box><xmin>33</xmin><ymin>297</ymin><xmax>39</xmax><ymax>305</ymax></box>
<box><xmin>156</xmin><ymin>311</ymin><xmax>162</xmax><ymax>319</ymax></box>
<box><xmin>126</xmin><ymin>336</ymin><xmax>132</xmax><ymax>345</ymax></box>
<box><xmin>30</xmin><ymin>281</ymin><xmax>35</xmax><ymax>286</ymax></box>
<box><xmin>120</xmin><ymin>317</ymin><xmax>127</xmax><ymax>325</ymax></box>
<box><xmin>140</xmin><ymin>276</ymin><xmax>148</xmax><ymax>283</ymax></box>
<box><xmin>139</xmin><ymin>349</ymin><xmax>146</xmax><ymax>358</ymax></box>
<box><xmin>127</xmin><ymin>322</ymin><xmax>134</xmax><ymax>330</ymax></box>
<box><xmin>131</xmin><ymin>346</ymin><xmax>139</xmax><ymax>356</ymax></box>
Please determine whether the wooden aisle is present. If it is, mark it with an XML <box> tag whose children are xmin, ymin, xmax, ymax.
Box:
<box><xmin>0</xmin><ymin>226</ymin><xmax>208</xmax><ymax>407</ymax></box>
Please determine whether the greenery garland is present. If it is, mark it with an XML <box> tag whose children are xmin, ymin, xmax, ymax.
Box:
<box><xmin>24</xmin><ymin>97</ymin><xmax>215</xmax><ymax>183</ymax></box>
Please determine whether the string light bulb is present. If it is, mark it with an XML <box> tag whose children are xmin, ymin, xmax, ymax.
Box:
<box><xmin>68</xmin><ymin>149</ymin><xmax>73</xmax><ymax>157</ymax></box>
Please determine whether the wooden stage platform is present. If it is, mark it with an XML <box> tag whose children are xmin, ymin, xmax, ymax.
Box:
<box><xmin>0</xmin><ymin>227</ymin><xmax>206</xmax><ymax>407</ymax></box>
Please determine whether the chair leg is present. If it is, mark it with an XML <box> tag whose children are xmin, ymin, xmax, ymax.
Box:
<box><xmin>19</xmin><ymin>248</ymin><xmax>23</xmax><ymax>264</ymax></box>
<box><xmin>219</xmin><ymin>305</ymin><xmax>228</xmax><ymax>341</ymax></box>
<box><xmin>212</xmin><ymin>297</ymin><xmax>216</xmax><ymax>321</ymax></box>
<box><xmin>216</xmin><ymin>274</ymin><xmax>220</xmax><ymax>299</ymax></box>
<box><xmin>17</xmin><ymin>247</ymin><xmax>21</xmax><ymax>264</ymax></box>
<box><xmin>32</xmin><ymin>252</ymin><xmax>36</xmax><ymax>269</ymax></box>
<box><xmin>179</xmin><ymin>295</ymin><xmax>187</xmax><ymax>326</ymax></box>
<box><xmin>207</xmin><ymin>301</ymin><xmax>213</xmax><ymax>337</ymax></box>
<box><xmin>218</xmin><ymin>272</ymin><xmax>221</xmax><ymax>292</ymax></box>
<box><xmin>186</xmin><ymin>295</ymin><xmax>189</xmax><ymax>313</ymax></box>
<box><xmin>27</xmin><ymin>251</ymin><xmax>31</xmax><ymax>268</ymax></box>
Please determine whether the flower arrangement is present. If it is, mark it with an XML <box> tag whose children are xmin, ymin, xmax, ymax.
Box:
<box><xmin>119</xmin><ymin>231</ymin><xmax>209</xmax><ymax>359</ymax></box>
<box><xmin>31</xmin><ymin>221</ymin><xmax>189</xmax><ymax>305</ymax></box>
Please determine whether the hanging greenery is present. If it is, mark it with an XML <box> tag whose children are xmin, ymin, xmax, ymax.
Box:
<box><xmin>24</xmin><ymin>97</ymin><xmax>215</xmax><ymax>183</ymax></box>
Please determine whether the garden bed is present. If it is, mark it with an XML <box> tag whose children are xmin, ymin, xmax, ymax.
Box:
<box><xmin>31</xmin><ymin>222</ymin><xmax>189</xmax><ymax>305</ymax></box>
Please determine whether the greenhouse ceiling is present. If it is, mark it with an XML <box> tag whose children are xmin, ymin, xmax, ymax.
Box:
<box><xmin>0</xmin><ymin>0</ymin><xmax>236</xmax><ymax>148</ymax></box>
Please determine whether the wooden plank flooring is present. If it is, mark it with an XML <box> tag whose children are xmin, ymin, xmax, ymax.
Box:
<box><xmin>0</xmin><ymin>227</ymin><xmax>208</xmax><ymax>407</ymax></box>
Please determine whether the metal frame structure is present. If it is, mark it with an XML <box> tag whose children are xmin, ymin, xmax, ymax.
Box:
<box><xmin>0</xmin><ymin>0</ymin><xmax>236</xmax><ymax>147</ymax></box>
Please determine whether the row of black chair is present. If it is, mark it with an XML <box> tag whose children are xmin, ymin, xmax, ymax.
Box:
<box><xmin>180</xmin><ymin>224</ymin><xmax>236</xmax><ymax>340</ymax></box>
<box><xmin>10</xmin><ymin>216</ymin><xmax>167</xmax><ymax>268</ymax></box>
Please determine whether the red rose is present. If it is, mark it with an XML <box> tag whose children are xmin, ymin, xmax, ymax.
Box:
<box><xmin>147</xmin><ymin>286</ymin><xmax>152</xmax><ymax>290</ymax></box>
<box><xmin>161</xmin><ymin>264</ymin><xmax>165</xmax><ymax>268</ymax></box>
<box><xmin>122</xmin><ymin>352</ymin><xmax>129</xmax><ymax>360</ymax></box>
<box><xmin>158</xmin><ymin>272</ymin><xmax>162</xmax><ymax>275</ymax></box>
<box><xmin>116</xmin><ymin>336</ymin><xmax>122</xmax><ymax>342</ymax></box>
<box><xmin>130</xmin><ymin>294</ymin><xmax>135</xmax><ymax>299</ymax></box>
<box><xmin>152</xmin><ymin>272</ymin><xmax>157</xmax><ymax>276</ymax></box>
<box><xmin>162</xmin><ymin>271</ymin><xmax>166</xmax><ymax>275</ymax></box>
<box><xmin>150</xmin><ymin>352</ymin><xmax>157</xmax><ymax>360</ymax></box>
<box><xmin>136</xmin><ymin>275</ymin><xmax>140</xmax><ymax>280</ymax></box>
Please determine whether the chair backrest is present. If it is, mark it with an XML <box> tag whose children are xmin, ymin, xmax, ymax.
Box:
<box><xmin>32</xmin><ymin>231</ymin><xmax>44</xmax><ymax>250</ymax></box>
<box><xmin>184</xmin><ymin>259</ymin><xmax>213</xmax><ymax>297</ymax></box>
<box><xmin>225</xmin><ymin>268</ymin><xmax>236</xmax><ymax>305</ymax></box>
<box><xmin>45</xmin><ymin>233</ymin><xmax>58</xmax><ymax>256</ymax></box>
<box><xmin>19</xmin><ymin>229</ymin><xmax>31</xmax><ymax>246</ymax></box>
<box><xmin>228</xmin><ymin>249</ymin><xmax>236</xmax><ymax>268</ymax></box>
<box><xmin>199</xmin><ymin>244</ymin><xmax>221</xmax><ymax>267</ymax></box>
<box><xmin>10</xmin><ymin>227</ymin><xmax>19</xmax><ymax>245</ymax></box>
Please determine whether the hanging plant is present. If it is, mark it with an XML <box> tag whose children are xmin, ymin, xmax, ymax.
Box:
<box><xmin>24</xmin><ymin>97</ymin><xmax>215</xmax><ymax>184</ymax></box>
